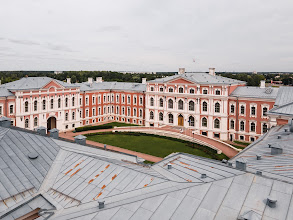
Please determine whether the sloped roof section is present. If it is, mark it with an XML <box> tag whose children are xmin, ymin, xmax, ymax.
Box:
<box><xmin>76</xmin><ymin>81</ymin><xmax>146</xmax><ymax>92</ymax></box>
<box><xmin>268</xmin><ymin>87</ymin><xmax>293</xmax><ymax>117</ymax></box>
<box><xmin>230</xmin><ymin>86</ymin><xmax>279</xmax><ymax>99</ymax></box>
<box><xmin>149</xmin><ymin>72</ymin><xmax>245</xmax><ymax>85</ymax></box>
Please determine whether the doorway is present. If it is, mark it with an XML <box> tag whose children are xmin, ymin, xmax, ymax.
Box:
<box><xmin>178</xmin><ymin>115</ymin><xmax>184</xmax><ymax>126</ymax></box>
<box><xmin>47</xmin><ymin>117</ymin><xmax>56</xmax><ymax>131</ymax></box>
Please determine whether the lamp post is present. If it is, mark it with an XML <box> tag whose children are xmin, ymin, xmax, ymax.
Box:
<box><xmin>192</xmin><ymin>131</ymin><xmax>195</xmax><ymax>148</ymax></box>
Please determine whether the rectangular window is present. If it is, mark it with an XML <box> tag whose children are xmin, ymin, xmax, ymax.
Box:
<box><xmin>0</xmin><ymin>106</ymin><xmax>2</xmax><ymax>115</ymax></box>
<box><xmin>134</xmin><ymin>96</ymin><xmax>137</xmax><ymax>104</ymax></box>
<box><xmin>140</xmin><ymin>97</ymin><xmax>143</xmax><ymax>105</ymax></box>
<box><xmin>92</xmin><ymin>96</ymin><xmax>95</xmax><ymax>104</ymax></box>
<box><xmin>93</xmin><ymin>108</ymin><xmax>96</xmax><ymax>116</ymax></box>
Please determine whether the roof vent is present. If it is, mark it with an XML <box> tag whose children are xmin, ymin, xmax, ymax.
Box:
<box><xmin>268</xmin><ymin>143</ymin><xmax>272</xmax><ymax>148</ymax></box>
<box><xmin>277</xmin><ymin>135</ymin><xmax>281</xmax><ymax>139</ymax></box>
<box><xmin>98</xmin><ymin>200</ymin><xmax>105</xmax><ymax>209</ymax></box>
<box><xmin>0</xmin><ymin>116</ymin><xmax>11</xmax><ymax>128</ymax></box>
<box><xmin>49</xmin><ymin>128</ymin><xmax>59</xmax><ymax>139</ymax></box>
<box><xmin>271</xmin><ymin>145</ymin><xmax>283</xmax><ymax>155</ymax></box>
<box><xmin>167</xmin><ymin>164</ymin><xmax>172</xmax><ymax>169</ymax></box>
<box><xmin>284</xmin><ymin>128</ymin><xmax>288</xmax><ymax>132</ymax></box>
<box><xmin>201</xmin><ymin>173</ymin><xmax>207</xmax><ymax>178</ymax></box>
<box><xmin>228</xmin><ymin>162</ymin><xmax>233</xmax><ymax>167</ymax></box>
<box><xmin>267</xmin><ymin>196</ymin><xmax>277</xmax><ymax>208</ymax></box>
<box><xmin>236</xmin><ymin>158</ymin><xmax>247</xmax><ymax>171</ymax></box>
<box><xmin>74</xmin><ymin>135</ymin><xmax>87</xmax><ymax>145</ymax></box>
<box><xmin>256</xmin><ymin>171</ymin><xmax>262</xmax><ymax>176</ymax></box>
<box><xmin>265</xmin><ymin>88</ymin><xmax>273</xmax><ymax>94</ymax></box>
<box><xmin>238</xmin><ymin>210</ymin><xmax>261</xmax><ymax>220</ymax></box>
<box><xmin>36</xmin><ymin>126</ymin><xmax>47</xmax><ymax>136</ymax></box>
<box><xmin>256</xmin><ymin>155</ymin><xmax>262</xmax><ymax>160</ymax></box>
<box><xmin>28</xmin><ymin>152</ymin><xmax>38</xmax><ymax>159</ymax></box>
<box><xmin>222</xmin><ymin>159</ymin><xmax>228</xmax><ymax>163</ymax></box>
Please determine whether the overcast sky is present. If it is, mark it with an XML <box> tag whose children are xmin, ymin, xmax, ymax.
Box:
<box><xmin>0</xmin><ymin>0</ymin><xmax>293</xmax><ymax>72</ymax></box>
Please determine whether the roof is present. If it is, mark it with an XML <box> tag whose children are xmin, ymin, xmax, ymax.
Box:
<box><xmin>76</xmin><ymin>81</ymin><xmax>146</xmax><ymax>92</ymax></box>
<box><xmin>230</xmin><ymin>86</ymin><xmax>279</xmax><ymax>99</ymax></box>
<box><xmin>149</xmin><ymin>72</ymin><xmax>246</xmax><ymax>85</ymax></box>
<box><xmin>268</xmin><ymin>87</ymin><xmax>293</xmax><ymax>117</ymax></box>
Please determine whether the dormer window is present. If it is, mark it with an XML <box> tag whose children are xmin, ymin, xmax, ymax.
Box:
<box><xmin>203</xmin><ymin>89</ymin><xmax>208</xmax><ymax>94</ymax></box>
<box><xmin>150</xmin><ymin>87</ymin><xmax>154</xmax><ymax>91</ymax></box>
<box><xmin>179</xmin><ymin>87</ymin><xmax>184</xmax><ymax>93</ymax></box>
<box><xmin>215</xmin><ymin>90</ymin><xmax>221</xmax><ymax>95</ymax></box>
<box><xmin>159</xmin><ymin>87</ymin><xmax>164</xmax><ymax>92</ymax></box>
<box><xmin>189</xmin><ymin>88</ymin><xmax>195</xmax><ymax>94</ymax></box>
<box><xmin>169</xmin><ymin>88</ymin><xmax>174</xmax><ymax>93</ymax></box>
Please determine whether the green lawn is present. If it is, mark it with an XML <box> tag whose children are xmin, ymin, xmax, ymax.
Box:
<box><xmin>104</xmin><ymin>122</ymin><xmax>139</xmax><ymax>127</ymax></box>
<box><xmin>86</xmin><ymin>132</ymin><xmax>228</xmax><ymax>161</ymax></box>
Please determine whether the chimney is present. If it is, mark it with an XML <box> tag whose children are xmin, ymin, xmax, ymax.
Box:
<box><xmin>178</xmin><ymin>68</ymin><xmax>185</xmax><ymax>75</ymax></box>
<box><xmin>167</xmin><ymin>164</ymin><xmax>172</xmax><ymax>169</ymax></box>
<box><xmin>96</xmin><ymin>77</ymin><xmax>102</xmax><ymax>83</ymax></box>
<box><xmin>267</xmin><ymin>196</ymin><xmax>277</xmax><ymax>208</ymax></box>
<box><xmin>209</xmin><ymin>68</ymin><xmax>215</xmax><ymax>76</ymax></box>
<box><xmin>66</xmin><ymin>78</ymin><xmax>71</xmax><ymax>84</ymax></box>
<box><xmin>260</xmin><ymin>80</ymin><xmax>266</xmax><ymax>88</ymax></box>
<box><xmin>88</xmin><ymin>77</ymin><xmax>93</xmax><ymax>84</ymax></box>
<box><xmin>142</xmin><ymin>78</ymin><xmax>147</xmax><ymax>84</ymax></box>
<box><xmin>49</xmin><ymin>128</ymin><xmax>59</xmax><ymax>139</ymax></box>
<box><xmin>271</xmin><ymin>145</ymin><xmax>283</xmax><ymax>155</ymax></box>
<box><xmin>74</xmin><ymin>135</ymin><xmax>87</xmax><ymax>145</ymax></box>
<box><xmin>36</xmin><ymin>126</ymin><xmax>47</xmax><ymax>136</ymax></box>
<box><xmin>236</xmin><ymin>158</ymin><xmax>247</xmax><ymax>171</ymax></box>
<box><xmin>0</xmin><ymin>117</ymin><xmax>11</xmax><ymax>128</ymax></box>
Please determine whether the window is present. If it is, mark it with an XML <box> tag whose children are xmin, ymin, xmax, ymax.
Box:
<box><xmin>34</xmin><ymin>101</ymin><xmax>38</xmax><ymax>111</ymax></box>
<box><xmin>263</xmin><ymin>107</ymin><xmax>268</xmax><ymax>116</ymax></box>
<box><xmin>263</xmin><ymin>123</ymin><xmax>268</xmax><ymax>133</ymax></box>
<box><xmin>168</xmin><ymin>99</ymin><xmax>173</xmax><ymax>109</ymax></box>
<box><xmin>34</xmin><ymin>117</ymin><xmax>38</xmax><ymax>127</ymax></box>
<box><xmin>159</xmin><ymin>98</ymin><xmax>164</xmax><ymax>107</ymax></box>
<box><xmin>168</xmin><ymin>114</ymin><xmax>173</xmax><ymax>123</ymax></box>
<box><xmin>160</xmin><ymin>87</ymin><xmax>164</xmax><ymax>92</ymax></box>
<box><xmin>203</xmin><ymin>89</ymin><xmax>208</xmax><ymax>94</ymax></box>
<box><xmin>65</xmin><ymin>97</ymin><xmax>68</xmax><ymax>107</ymax></box>
<box><xmin>250</xmin><ymin>122</ymin><xmax>256</xmax><ymax>132</ymax></box>
<box><xmin>10</xmin><ymin>105</ymin><xmax>13</xmax><ymax>114</ymax></box>
<box><xmin>189</xmin><ymin>116</ymin><xmax>194</xmax><ymax>126</ymax></box>
<box><xmin>122</xmin><ymin>95</ymin><xmax>125</xmax><ymax>103</ymax></box>
<box><xmin>0</xmin><ymin>106</ymin><xmax>2</xmax><ymax>115</ymax></box>
<box><xmin>80</xmin><ymin>98</ymin><xmax>82</xmax><ymax>105</ymax></box>
<box><xmin>230</xmin><ymin>104</ymin><xmax>235</xmax><ymax>113</ymax></box>
<box><xmin>150</xmin><ymin>111</ymin><xmax>154</xmax><ymax>120</ymax></box>
<box><xmin>179</xmin><ymin>87</ymin><xmax>184</xmax><ymax>93</ymax></box>
<box><xmin>86</xmin><ymin>97</ymin><xmax>89</xmax><ymax>105</ymax></box>
<box><xmin>134</xmin><ymin>96</ymin><xmax>137</xmax><ymax>104</ymax></box>
<box><xmin>150</xmin><ymin>87</ymin><xmax>154</xmax><ymax>91</ymax></box>
<box><xmin>116</xmin><ymin>106</ymin><xmax>119</xmax><ymax>114</ymax></box>
<box><xmin>215</xmin><ymin>103</ymin><xmax>220</xmax><ymax>113</ymax></box>
<box><xmin>140</xmin><ymin>96</ymin><xmax>143</xmax><ymax>105</ymax></box>
<box><xmin>122</xmin><ymin>107</ymin><xmax>125</xmax><ymax>115</ymax></box>
<box><xmin>168</xmin><ymin>87</ymin><xmax>174</xmax><ymax>93</ymax></box>
<box><xmin>215</xmin><ymin>90</ymin><xmax>220</xmax><ymax>95</ymax></box>
<box><xmin>127</xmin><ymin>107</ymin><xmax>131</xmax><ymax>116</ymax></box>
<box><xmin>189</xmin><ymin>101</ymin><xmax>194</xmax><ymax>111</ymax></box>
<box><xmin>25</xmin><ymin>101</ymin><xmax>29</xmax><ymax>112</ymax></box>
<box><xmin>65</xmin><ymin>113</ymin><xmax>68</xmax><ymax>121</ymax></box>
<box><xmin>134</xmin><ymin>108</ymin><xmax>137</xmax><ymax>116</ymax></box>
<box><xmin>230</xmin><ymin>120</ymin><xmax>235</xmax><ymax>129</ymax></box>
<box><xmin>98</xmin><ymin>107</ymin><xmax>101</xmax><ymax>115</ymax></box>
<box><xmin>250</xmin><ymin>137</ymin><xmax>255</xmax><ymax>142</ymax></box>
<box><xmin>25</xmin><ymin>119</ymin><xmax>29</xmax><ymax>128</ymax></box>
<box><xmin>240</xmin><ymin>105</ymin><xmax>245</xmax><ymax>114</ymax></box>
<box><xmin>240</xmin><ymin>121</ymin><xmax>245</xmax><ymax>131</ymax></box>
<box><xmin>86</xmin><ymin>109</ymin><xmax>89</xmax><ymax>117</ymax></box>
<box><xmin>202</xmin><ymin>101</ymin><xmax>207</xmax><ymax>112</ymax></box>
<box><xmin>202</xmin><ymin>117</ymin><xmax>207</xmax><ymax>127</ymax></box>
<box><xmin>127</xmin><ymin>96</ymin><xmax>131</xmax><ymax>104</ymax></box>
<box><xmin>251</xmin><ymin>106</ymin><xmax>256</xmax><ymax>116</ymax></box>
<box><xmin>190</xmin><ymin>88</ymin><xmax>195</xmax><ymax>94</ymax></box>
<box><xmin>139</xmin><ymin>109</ymin><xmax>143</xmax><ymax>117</ymax></box>
<box><xmin>159</xmin><ymin>112</ymin><xmax>163</xmax><ymax>121</ymax></box>
<box><xmin>58</xmin><ymin>98</ymin><xmax>61</xmax><ymax>108</ymax></box>
<box><xmin>240</xmin><ymin>135</ymin><xmax>244</xmax><ymax>141</ymax></box>
<box><xmin>72</xmin><ymin>97</ymin><xmax>75</xmax><ymax>106</ymax></box>
<box><xmin>50</xmin><ymin>99</ymin><xmax>54</xmax><ymax>109</ymax></box>
<box><xmin>72</xmin><ymin>112</ymin><xmax>75</xmax><ymax>120</ymax></box>
<box><xmin>150</xmin><ymin>97</ymin><xmax>154</xmax><ymax>106</ymax></box>
<box><xmin>42</xmin><ymin>100</ymin><xmax>46</xmax><ymax>110</ymax></box>
<box><xmin>214</xmin><ymin>119</ymin><xmax>220</xmax><ymax>129</ymax></box>
<box><xmin>178</xmin><ymin>100</ymin><xmax>184</xmax><ymax>110</ymax></box>
<box><xmin>116</xmin><ymin>95</ymin><xmax>119</xmax><ymax>103</ymax></box>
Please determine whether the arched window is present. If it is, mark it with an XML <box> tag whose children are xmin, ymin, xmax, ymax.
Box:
<box><xmin>72</xmin><ymin>112</ymin><xmax>75</xmax><ymax>120</ymax></box>
<box><xmin>25</xmin><ymin>119</ymin><xmax>29</xmax><ymax>128</ymax></box>
<box><xmin>150</xmin><ymin>97</ymin><xmax>154</xmax><ymax>106</ymax></box>
<box><xmin>263</xmin><ymin>123</ymin><xmax>268</xmax><ymax>133</ymax></box>
<box><xmin>72</xmin><ymin>97</ymin><xmax>75</xmax><ymax>106</ymax></box>
<box><xmin>50</xmin><ymin>99</ymin><xmax>54</xmax><ymax>109</ymax></box>
<box><xmin>10</xmin><ymin>105</ymin><xmax>13</xmax><ymax>114</ymax></box>
<box><xmin>263</xmin><ymin>107</ymin><xmax>268</xmax><ymax>116</ymax></box>
<box><xmin>159</xmin><ymin>112</ymin><xmax>163</xmax><ymax>121</ymax></box>
<box><xmin>65</xmin><ymin>98</ymin><xmax>68</xmax><ymax>107</ymax></box>
<box><xmin>139</xmin><ymin>109</ymin><xmax>143</xmax><ymax>117</ymax></box>
<box><xmin>215</xmin><ymin>90</ymin><xmax>221</xmax><ymax>95</ymax></box>
<box><xmin>215</xmin><ymin>103</ymin><xmax>220</xmax><ymax>113</ymax></box>
<box><xmin>34</xmin><ymin>100</ymin><xmax>38</xmax><ymax>111</ymax></box>
<box><xmin>189</xmin><ymin>116</ymin><xmax>194</xmax><ymax>126</ymax></box>
<box><xmin>159</xmin><ymin>87</ymin><xmax>164</xmax><ymax>92</ymax></box>
<box><xmin>202</xmin><ymin>117</ymin><xmax>207</xmax><ymax>127</ymax></box>
<box><xmin>202</xmin><ymin>101</ymin><xmax>208</xmax><ymax>112</ymax></box>
<box><xmin>240</xmin><ymin>121</ymin><xmax>245</xmax><ymax>131</ymax></box>
<box><xmin>159</xmin><ymin>98</ymin><xmax>164</xmax><ymax>107</ymax></box>
<box><xmin>190</xmin><ymin>88</ymin><xmax>195</xmax><ymax>94</ymax></box>
<box><xmin>34</xmin><ymin>117</ymin><xmax>38</xmax><ymax>127</ymax></box>
<box><xmin>168</xmin><ymin>114</ymin><xmax>173</xmax><ymax>123</ymax></box>
<box><xmin>58</xmin><ymin>98</ymin><xmax>61</xmax><ymax>108</ymax></box>
<box><xmin>230</xmin><ymin>120</ymin><xmax>235</xmax><ymax>129</ymax></box>
<box><xmin>42</xmin><ymin>100</ymin><xmax>46</xmax><ymax>110</ymax></box>
<box><xmin>65</xmin><ymin>113</ymin><xmax>68</xmax><ymax>121</ymax></box>
<box><xmin>250</xmin><ymin>122</ymin><xmax>255</xmax><ymax>132</ymax></box>
<box><xmin>178</xmin><ymin>100</ymin><xmax>184</xmax><ymax>110</ymax></box>
<box><xmin>240</xmin><ymin>105</ymin><xmax>245</xmax><ymax>114</ymax></box>
<box><xmin>214</xmin><ymin>119</ymin><xmax>220</xmax><ymax>129</ymax></box>
<box><xmin>134</xmin><ymin>108</ymin><xmax>136</xmax><ymax>116</ymax></box>
<box><xmin>168</xmin><ymin>87</ymin><xmax>173</xmax><ymax>93</ymax></box>
<box><xmin>230</xmin><ymin>104</ymin><xmax>235</xmax><ymax>113</ymax></box>
<box><xmin>179</xmin><ymin>87</ymin><xmax>184</xmax><ymax>93</ymax></box>
<box><xmin>168</xmin><ymin>99</ymin><xmax>173</xmax><ymax>109</ymax></box>
<box><xmin>24</xmin><ymin>101</ymin><xmax>29</xmax><ymax>112</ymax></box>
<box><xmin>150</xmin><ymin>111</ymin><xmax>154</xmax><ymax>120</ymax></box>
<box><xmin>189</xmin><ymin>101</ymin><xmax>194</xmax><ymax>111</ymax></box>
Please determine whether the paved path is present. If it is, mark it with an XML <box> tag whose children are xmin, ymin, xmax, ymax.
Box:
<box><xmin>60</xmin><ymin>124</ymin><xmax>239</xmax><ymax>160</ymax></box>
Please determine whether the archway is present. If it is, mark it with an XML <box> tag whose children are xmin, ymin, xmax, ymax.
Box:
<box><xmin>47</xmin><ymin>117</ymin><xmax>56</xmax><ymax>131</ymax></box>
<box><xmin>178</xmin><ymin>115</ymin><xmax>184</xmax><ymax>126</ymax></box>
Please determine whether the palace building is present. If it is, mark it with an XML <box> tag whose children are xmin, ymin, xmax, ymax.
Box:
<box><xmin>0</xmin><ymin>68</ymin><xmax>286</xmax><ymax>142</ymax></box>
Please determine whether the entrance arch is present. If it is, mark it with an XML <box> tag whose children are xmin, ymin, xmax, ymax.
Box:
<box><xmin>178</xmin><ymin>114</ymin><xmax>184</xmax><ymax>126</ymax></box>
<box><xmin>47</xmin><ymin>117</ymin><xmax>56</xmax><ymax>131</ymax></box>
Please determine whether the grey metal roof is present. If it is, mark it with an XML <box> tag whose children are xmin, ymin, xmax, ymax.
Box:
<box><xmin>149</xmin><ymin>72</ymin><xmax>246</xmax><ymax>85</ymax></box>
<box><xmin>230</xmin><ymin>86</ymin><xmax>279</xmax><ymax>99</ymax></box>
<box><xmin>268</xmin><ymin>87</ymin><xmax>293</xmax><ymax>116</ymax></box>
<box><xmin>76</xmin><ymin>81</ymin><xmax>146</xmax><ymax>92</ymax></box>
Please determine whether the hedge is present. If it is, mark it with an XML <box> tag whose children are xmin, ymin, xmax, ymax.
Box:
<box><xmin>75</xmin><ymin>125</ymin><xmax>112</xmax><ymax>132</ymax></box>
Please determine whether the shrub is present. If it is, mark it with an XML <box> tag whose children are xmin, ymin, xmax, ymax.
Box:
<box><xmin>75</xmin><ymin>125</ymin><xmax>112</xmax><ymax>132</ymax></box>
